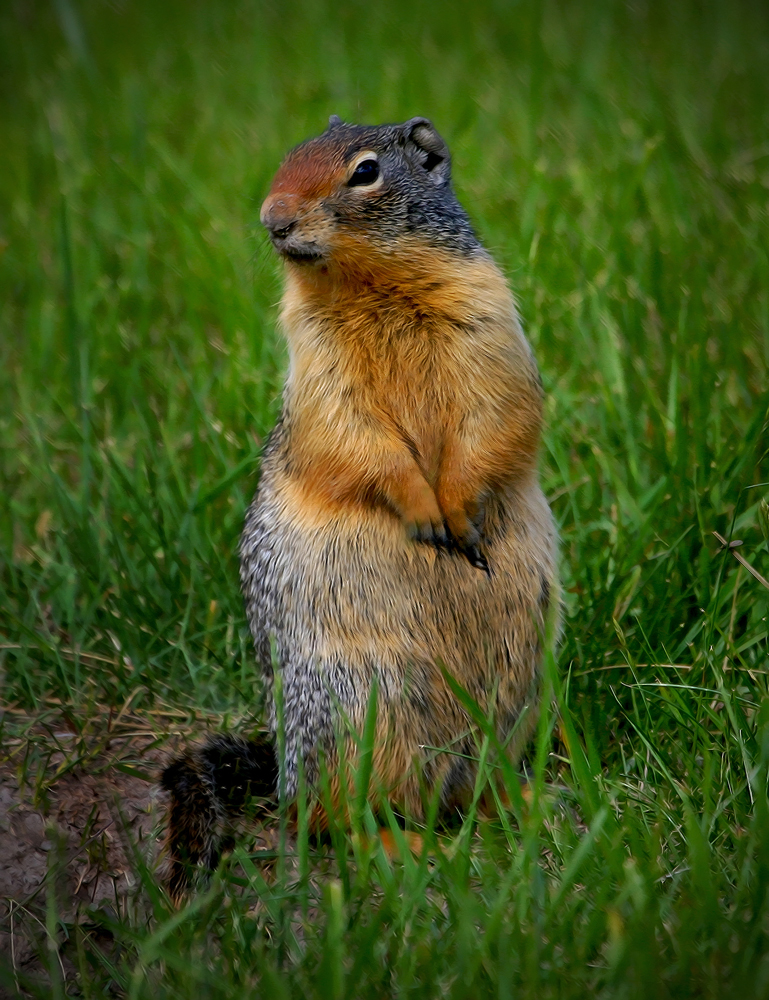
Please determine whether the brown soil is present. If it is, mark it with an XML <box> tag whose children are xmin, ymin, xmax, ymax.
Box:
<box><xmin>0</xmin><ymin>705</ymin><xmax>221</xmax><ymax>997</ymax></box>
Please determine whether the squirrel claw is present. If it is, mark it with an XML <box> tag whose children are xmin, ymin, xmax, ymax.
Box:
<box><xmin>461</xmin><ymin>543</ymin><xmax>491</xmax><ymax>576</ymax></box>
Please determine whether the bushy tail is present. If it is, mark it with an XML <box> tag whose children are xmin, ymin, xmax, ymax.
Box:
<box><xmin>161</xmin><ymin>733</ymin><xmax>278</xmax><ymax>901</ymax></box>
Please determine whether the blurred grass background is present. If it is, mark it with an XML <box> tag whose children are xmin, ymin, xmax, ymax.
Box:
<box><xmin>1</xmin><ymin>0</ymin><xmax>769</xmax><ymax>995</ymax></box>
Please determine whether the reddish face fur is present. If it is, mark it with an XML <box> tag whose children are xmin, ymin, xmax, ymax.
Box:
<box><xmin>261</xmin><ymin>135</ymin><xmax>373</xmax><ymax>266</ymax></box>
<box><xmin>267</xmin><ymin>136</ymin><xmax>349</xmax><ymax>203</ymax></box>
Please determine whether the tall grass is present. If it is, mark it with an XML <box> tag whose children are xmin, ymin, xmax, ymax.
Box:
<box><xmin>1</xmin><ymin>0</ymin><xmax>768</xmax><ymax>995</ymax></box>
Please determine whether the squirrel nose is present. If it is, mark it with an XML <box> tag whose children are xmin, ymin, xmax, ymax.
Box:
<box><xmin>261</xmin><ymin>193</ymin><xmax>300</xmax><ymax>238</ymax></box>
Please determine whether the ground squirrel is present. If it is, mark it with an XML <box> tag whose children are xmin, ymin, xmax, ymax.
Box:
<box><xmin>163</xmin><ymin>116</ymin><xmax>558</xmax><ymax>894</ymax></box>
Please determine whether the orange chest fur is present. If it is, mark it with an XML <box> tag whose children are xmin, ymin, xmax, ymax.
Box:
<box><xmin>290</xmin><ymin>312</ymin><xmax>471</xmax><ymax>474</ymax></box>
<box><xmin>280</xmin><ymin>253</ymin><xmax>533</xmax><ymax>489</ymax></box>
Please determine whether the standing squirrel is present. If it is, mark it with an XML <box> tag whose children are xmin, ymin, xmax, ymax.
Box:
<box><xmin>163</xmin><ymin>116</ymin><xmax>558</xmax><ymax>895</ymax></box>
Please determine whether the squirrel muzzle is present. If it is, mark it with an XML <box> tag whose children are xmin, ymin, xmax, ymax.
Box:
<box><xmin>261</xmin><ymin>191</ymin><xmax>326</xmax><ymax>263</ymax></box>
<box><xmin>260</xmin><ymin>192</ymin><xmax>300</xmax><ymax>237</ymax></box>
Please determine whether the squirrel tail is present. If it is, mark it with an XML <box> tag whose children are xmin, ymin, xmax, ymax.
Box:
<box><xmin>161</xmin><ymin>733</ymin><xmax>278</xmax><ymax>901</ymax></box>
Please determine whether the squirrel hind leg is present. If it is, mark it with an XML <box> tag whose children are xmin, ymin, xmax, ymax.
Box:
<box><xmin>161</xmin><ymin>734</ymin><xmax>278</xmax><ymax>901</ymax></box>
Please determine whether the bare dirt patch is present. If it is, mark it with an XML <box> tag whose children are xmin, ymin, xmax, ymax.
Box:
<box><xmin>0</xmin><ymin>704</ymin><xmax>224</xmax><ymax>996</ymax></box>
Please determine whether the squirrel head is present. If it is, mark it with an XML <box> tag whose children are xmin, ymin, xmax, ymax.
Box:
<box><xmin>260</xmin><ymin>117</ymin><xmax>479</xmax><ymax>272</ymax></box>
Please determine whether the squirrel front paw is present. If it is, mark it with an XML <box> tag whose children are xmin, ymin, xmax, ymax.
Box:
<box><xmin>400</xmin><ymin>482</ymin><xmax>450</xmax><ymax>549</ymax></box>
<box><xmin>405</xmin><ymin>513</ymin><xmax>450</xmax><ymax>549</ymax></box>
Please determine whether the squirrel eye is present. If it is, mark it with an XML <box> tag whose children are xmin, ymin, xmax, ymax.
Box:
<box><xmin>348</xmin><ymin>159</ymin><xmax>380</xmax><ymax>187</ymax></box>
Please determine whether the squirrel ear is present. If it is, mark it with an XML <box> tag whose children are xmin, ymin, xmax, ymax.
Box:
<box><xmin>328</xmin><ymin>114</ymin><xmax>343</xmax><ymax>129</ymax></box>
<box><xmin>402</xmin><ymin>117</ymin><xmax>451</xmax><ymax>185</ymax></box>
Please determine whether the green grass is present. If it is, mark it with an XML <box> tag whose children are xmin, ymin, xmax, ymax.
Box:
<box><xmin>2</xmin><ymin>0</ymin><xmax>769</xmax><ymax>995</ymax></box>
